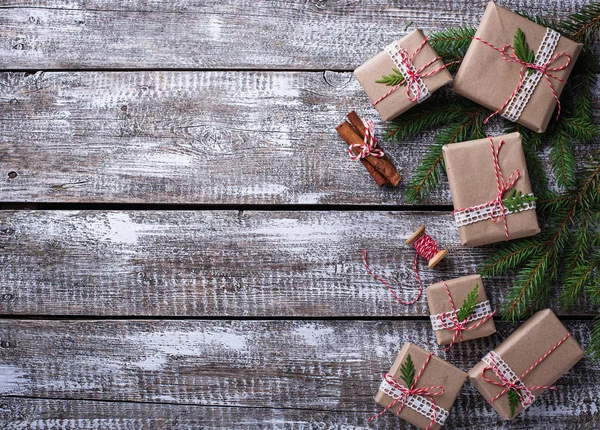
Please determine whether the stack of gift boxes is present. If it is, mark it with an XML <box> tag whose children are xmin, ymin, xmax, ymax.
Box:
<box><xmin>343</xmin><ymin>2</ymin><xmax>587</xmax><ymax>428</ymax></box>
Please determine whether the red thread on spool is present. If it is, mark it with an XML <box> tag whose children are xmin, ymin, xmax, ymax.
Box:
<box><xmin>362</xmin><ymin>225</ymin><xmax>448</xmax><ymax>305</ymax></box>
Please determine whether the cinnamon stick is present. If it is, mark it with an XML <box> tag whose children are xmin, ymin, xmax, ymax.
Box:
<box><xmin>336</xmin><ymin>121</ymin><xmax>389</xmax><ymax>187</ymax></box>
<box><xmin>347</xmin><ymin>111</ymin><xmax>366</xmax><ymax>138</ymax></box>
<box><xmin>336</xmin><ymin>121</ymin><xmax>402</xmax><ymax>187</ymax></box>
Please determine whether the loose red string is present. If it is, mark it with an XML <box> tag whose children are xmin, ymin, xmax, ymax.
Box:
<box><xmin>347</xmin><ymin>120</ymin><xmax>385</xmax><ymax>161</ymax></box>
<box><xmin>372</xmin><ymin>36</ymin><xmax>455</xmax><ymax>106</ymax></box>
<box><xmin>438</xmin><ymin>281</ymin><xmax>496</xmax><ymax>351</ymax></box>
<box><xmin>482</xmin><ymin>332</ymin><xmax>572</xmax><ymax>407</ymax></box>
<box><xmin>472</xmin><ymin>36</ymin><xmax>571</xmax><ymax>124</ymax></box>
<box><xmin>370</xmin><ymin>352</ymin><xmax>445</xmax><ymax>430</ymax></box>
<box><xmin>362</xmin><ymin>232</ymin><xmax>441</xmax><ymax>305</ymax></box>
<box><xmin>451</xmin><ymin>137</ymin><xmax>520</xmax><ymax>241</ymax></box>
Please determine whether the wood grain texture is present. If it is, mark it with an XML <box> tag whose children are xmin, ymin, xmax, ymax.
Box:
<box><xmin>1</xmin><ymin>71</ymin><xmax>598</xmax><ymax>204</ymax></box>
<box><xmin>0</xmin><ymin>210</ymin><xmax>593</xmax><ymax>317</ymax></box>
<box><xmin>0</xmin><ymin>0</ymin><xmax>591</xmax><ymax>69</ymax></box>
<box><xmin>0</xmin><ymin>319</ymin><xmax>598</xmax><ymax>429</ymax></box>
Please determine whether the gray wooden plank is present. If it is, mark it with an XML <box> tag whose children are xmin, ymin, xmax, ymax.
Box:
<box><xmin>0</xmin><ymin>210</ymin><xmax>593</xmax><ymax>317</ymax></box>
<box><xmin>1</xmin><ymin>397</ymin><xmax>598</xmax><ymax>430</ymax></box>
<box><xmin>0</xmin><ymin>319</ymin><xmax>597</xmax><ymax>429</ymax></box>
<box><xmin>0</xmin><ymin>0</ymin><xmax>591</xmax><ymax>69</ymax></box>
<box><xmin>1</xmin><ymin>71</ymin><xmax>598</xmax><ymax>205</ymax></box>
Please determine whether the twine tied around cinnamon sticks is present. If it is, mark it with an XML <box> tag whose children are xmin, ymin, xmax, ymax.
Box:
<box><xmin>481</xmin><ymin>332</ymin><xmax>572</xmax><ymax>410</ymax></box>
<box><xmin>370</xmin><ymin>352</ymin><xmax>447</xmax><ymax>430</ymax></box>
<box><xmin>473</xmin><ymin>28</ymin><xmax>571</xmax><ymax>124</ymax></box>
<box><xmin>434</xmin><ymin>281</ymin><xmax>496</xmax><ymax>352</ymax></box>
<box><xmin>336</xmin><ymin>111</ymin><xmax>402</xmax><ymax>187</ymax></box>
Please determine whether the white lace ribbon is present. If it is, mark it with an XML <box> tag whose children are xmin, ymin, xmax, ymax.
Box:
<box><xmin>453</xmin><ymin>194</ymin><xmax>536</xmax><ymax>227</ymax></box>
<box><xmin>501</xmin><ymin>28</ymin><xmax>561</xmax><ymax>122</ymax></box>
<box><xmin>482</xmin><ymin>351</ymin><xmax>536</xmax><ymax>408</ymax></box>
<box><xmin>378</xmin><ymin>378</ymin><xmax>449</xmax><ymax>426</ymax></box>
<box><xmin>385</xmin><ymin>41</ymin><xmax>430</xmax><ymax>103</ymax></box>
<box><xmin>430</xmin><ymin>300</ymin><xmax>493</xmax><ymax>331</ymax></box>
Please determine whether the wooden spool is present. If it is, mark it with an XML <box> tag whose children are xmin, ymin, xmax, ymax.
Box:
<box><xmin>405</xmin><ymin>225</ymin><xmax>448</xmax><ymax>269</ymax></box>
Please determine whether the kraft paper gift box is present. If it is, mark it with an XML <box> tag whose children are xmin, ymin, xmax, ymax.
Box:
<box><xmin>453</xmin><ymin>2</ymin><xmax>582</xmax><ymax>133</ymax></box>
<box><xmin>427</xmin><ymin>275</ymin><xmax>496</xmax><ymax>347</ymax></box>
<box><xmin>374</xmin><ymin>342</ymin><xmax>466</xmax><ymax>429</ymax></box>
<box><xmin>442</xmin><ymin>132</ymin><xmax>540</xmax><ymax>247</ymax></box>
<box><xmin>468</xmin><ymin>309</ymin><xmax>585</xmax><ymax>420</ymax></box>
<box><xmin>354</xmin><ymin>29</ymin><xmax>453</xmax><ymax>121</ymax></box>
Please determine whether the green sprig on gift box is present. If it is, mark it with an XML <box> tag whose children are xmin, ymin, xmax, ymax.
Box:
<box><xmin>386</xmin><ymin>3</ymin><xmax>600</xmax><ymax>359</ymax></box>
<box><xmin>456</xmin><ymin>283</ymin><xmax>480</xmax><ymax>322</ymax></box>
<box><xmin>376</xmin><ymin>68</ymin><xmax>408</xmax><ymax>87</ymax></box>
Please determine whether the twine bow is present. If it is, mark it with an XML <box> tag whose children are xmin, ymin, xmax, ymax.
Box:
<box><xmin>370</xmin><ymin>353</ymin><xmax>445</xmax><ymax>430</ymax></box>
<box><xmin>452</xmin><ymin>137</ymin><xmax>521</xmax><ymax>242</ymax></box>
<box><xmin>438</xmin><ymin>281</ymin><xmax>496</xmax><ymax>352</ymax></box>
<box><xmin>482</xmin><ymin>332</ymin><xmax>572</xmax><ymax>409</ymax></box>
<box><xmin>347</xmin><ymin>120</ymin><xmax>384</xmax><ymax>160</ymax></box>
<box><xmin>373</xmin><ymin>36</ymin><xmax>449</xmax><ymax>106</ymax></box>
<box><xmin>473</xmin><ymin>36</ymin><xmax>571</xmax><ymax>124</ymax></box>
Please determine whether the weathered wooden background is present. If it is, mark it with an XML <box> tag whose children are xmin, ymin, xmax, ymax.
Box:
<box><xmin>1</xmin><ymin>0</ymin><xmax>599</xmax><ymax>429</ymax></box>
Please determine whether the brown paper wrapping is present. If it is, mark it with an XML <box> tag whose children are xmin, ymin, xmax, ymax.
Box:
<box><xmin>375</xmin><ymin>343</ymin><xmax>466</xmax><ymax>430</ymax></box>
<box><xmin>442</xmin><ymin>132</ymin><xmax>540</xmax><ymax>247</ymax></box>
<box><xmin>468</xmin><ymin>309</ymin><xmax>585</xmax><ymax>420</ymax></box>
<box><xmin>426</xmin><ymin>275</ymin><xmax>496</xmax><ymax>345</ymax></box>
<box><xmin>453</xmin><ymin>2</ymin><xmax>582</xmax><ymax>133</ymax></box>
<box><xmin>354</xmin><ymin>29</ymin><xmax>453</xmax><ymax>121</ymax></box>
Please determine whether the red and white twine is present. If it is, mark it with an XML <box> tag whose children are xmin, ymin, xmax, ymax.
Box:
<box><xmin>362</xmin><ymin>232</ymin><xmax>441</xmax><ymax>305</ymax></box>
<box><xmin>451</xmin><ymin>137</ymin><xmax>521</xmax><ymax>241</ymax></box>
<box><xmin>372</xmin><ymin>36</ymin><xmax>452</xmax><ymax>106</ymax></box>
<box><xmin>482</xmin><ymin>332</ymin><xmax>572</xmax><ymax>409</ymax></box>
<box><xmin>435</xmin><ymin>281</ymin><xmax>496</xmax><ymax>352</ymax></box>
<box><xmin>370</xmin><ymin>352</ymin><xmax>446</xmax><ymax>430</ymax></box>
<box><xmin>473</xmin><ymin>30</ymin><xmax>570</xmax><ymax>124</ymax></box>
<box><xmin>347</xmin><ymin>120</ymin><xmax>385</xmax><ymax>161</ymax></box>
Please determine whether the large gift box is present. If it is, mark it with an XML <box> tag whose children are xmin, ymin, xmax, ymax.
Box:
<box><xmin>374</xmin><ymin>342</ymin><xmax>466</xmax><ymax>429</ymax></box>
<box><xmin>453</xmin><ymin>2</ymin><xmax>583</xmax><ymax>133</ymax></box>
<box><xmin>354</xmin><ymin>29</ymin><xmax>452</xmax><ymax>121</ymax></box>
<box><xmin>427</xmin><ymin>275</ymin><xmax>496</xmax><ymax>348</ymax></box>
<box><xmin>442</xmin><ymin>132</ymin><xmax>540</xmax><ymax>247</ymax></box>
<box><xmin>468</xmin><ymin>309</ymin><xmax>585</xmax><ymax>420</ymax></box>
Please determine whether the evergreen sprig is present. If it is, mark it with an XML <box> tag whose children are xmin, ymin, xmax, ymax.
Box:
<box><xmin>400</xmin><ymin>353</ymin><xmax>416</xmax><ymax>387</ymax></box>
<box><xmin>507</xmin><ymin>388</ymin><xmax>520</xmax><ymax>417</ymax></box>
<box><xmin>513</xmin><ymin>28</ymin><xmax>536</xmax><ymax>70</ymax></box>
<box><xmin>376</xmin><ymin>68</ymin><xmax>407</xmax><ymax>86</ymax></box>
<box><xmin>503</xmin><ymin>190</ymin><xmax>536</xmax><ymax>213</ymax></box>
<box><xmin>428</xmin><ymin>27</ymin><xmax>477</xmax><ymax>72</ymax></box>
<box><xmin>456</xmin><ymin>283</ymin><xmax>479</xmax><ymax>321</ymax></box>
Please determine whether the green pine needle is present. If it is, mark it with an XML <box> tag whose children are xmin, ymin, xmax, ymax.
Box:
<box><xmin>400</xmin><ymin>353</ymin><xmax>416</xmax><ymax>387</ymax></box>
<box><xmin>456</xmin><ymin>284</ymin><xmax>480</xmax><ymax>321</ymax></box>
<box><xmin>502</xmin><ymin>190</ymin><xmax>536</xmax><ymax>213</ymax></box>
<box><xmin>376</xmin><ymin>68</ymin><xmax>407</xmax><ymax>87</ymax></box>
<box><xmin>507</xmin><ymin>388</ymin><xmax>520</xmax><ymax>417</ymax></box>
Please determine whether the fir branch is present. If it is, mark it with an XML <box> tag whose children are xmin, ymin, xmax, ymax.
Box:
<box><xmin>550</xmin><ymin>129</ymin><xmax>577</xmax><ymax>189</ymax></box>
<box><xmin>400</xmin><ymin>354</ymin><xmax>416</xmax><ymax>387</ymax></box>
<box><xmin>457</xmin><ymin>284</ymin><xmax>479</xmax><ymax>321</ymax></box>
<box><xmin>387</xmin><ymin>95</ymin><xmax>473</xmax><ymax>141</ymax></box>
<box><xmin>428</xmin><ymin>27</ymin><xmax>476</xmax><ymax>72</ymax></box>
<box><xmin>404</xmin><ymin>107</ymin><xmax>486</xmax><ymax>203</ymax></box>
<box><xmin>589</xmin><ymin>317</ymin><xmax>600</xmax><ymax>362</ymax></box>
<box><xmin>560</xmin><ymin>2</ymin><xmax>600</xmax><ymax>44</ymax></box>
<box><xmin>507</xmin><ymin>388</ymin><xmax>520</xmax><ymax>417</ymax></box>
<box><xmin>481</xmin><ymin>239</ymin><xmax>546</xmax><ymax>278</ymax></box>
<box><xmin>376</xmin><ymin>68</ymin><xmax>407</xmax><ymax>86</ymax></box>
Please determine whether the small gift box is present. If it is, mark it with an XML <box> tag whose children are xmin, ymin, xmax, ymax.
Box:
<box><xmin>442</xmin><ymin>132</ymin><xmax>540</xmax><ymax>247</ymax></box>
<box><xmin>453</xmin><ymin>2</ymin><xmax>583</xmax><ymax>133</ymax></box>
<box><xmin>373</xmin><ymin>342</ymin><xmax>466</xmax><ymax>429</ymax></box>
<box><xmin>468</xmin><ymin>309</ymin><xmax>585</xmax><ymax>420</ymax></box>
<box><xmin>354</xmin><ymin>29</ymin><xmax>453</xmax><ymax>121</ymax></box>
<box><xmin>427</xmin><ymin>275</ymin><xmax>496</xmax><ymax>350</ymax></box>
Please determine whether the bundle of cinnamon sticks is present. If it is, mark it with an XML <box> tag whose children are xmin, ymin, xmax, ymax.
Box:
<box><xmin>336</xmin><ymin>111</ymin><xmax>402</xmax><ymax>187</ymax></box>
